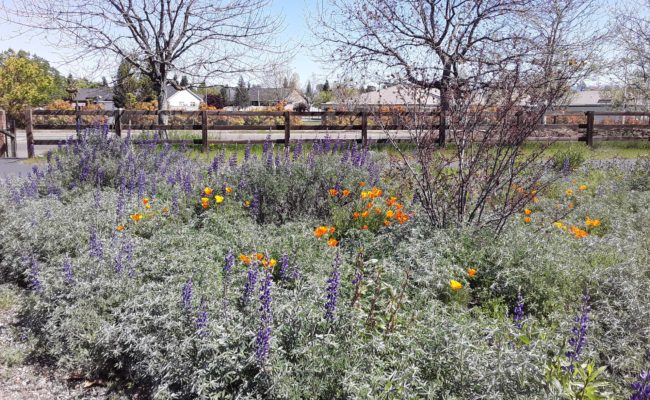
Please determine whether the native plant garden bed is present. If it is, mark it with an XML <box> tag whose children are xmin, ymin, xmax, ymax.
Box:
<box><xmin>0</xmin><ymin>131</ymin><xmax>649</xmax><ymax>399</ymax></box>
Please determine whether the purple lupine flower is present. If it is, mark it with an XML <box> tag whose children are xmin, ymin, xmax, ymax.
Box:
<box><xmin>352</xmin><ymin>268</ymin><xmax>363</xmax><ymax>286</ymax></box>
<box><xmin>183</xmin><ymin>173</ymin><xmax>193</xmax><ymax>196</ymax></box>
<box><xmin>263</xmin><ymin>134</ymin><xmax>271</xmax><ymax>155</ymax></box>
<box><xmin>323</xmin><ymin>134</ymin><xmax>331</xmax><ymax>153</ymax></box>
<box><xmin>266</xmin><ymin>147</ymin><xmax>274</xmax><ymax>169</ymax></box>
<box><xmin>324</xmin><ymin>251</ymin><xmax>342</xmax><ymax>323</ymax></box>
<box><xmin>122</xmin><ymin>238</ymin><xmax>135</xmax><ymax>278</ymax></box>
<box><xmin>89</xmin><ymin>226</ymin><xmax>104</xmax><ymax>258</ymax></box>
<box><xmin>241</xmin><ymin>263</ymin><xmax>259</xmax><ymax>307</ymax></box>
<box><xmin>278</xmin><ymin>253</ymin><xmax>289</xmax><ymax>281</ymax></box>
<box><xmin>274</xmin><ymin>152</ymin><xmax>281</xmax><ymax>169</ymax></box>
<box><xmin>229</xmin><ymin>152</ymin><xmax>238</xmax><ymax>168</ymax></box>
<box><xmin>182</xmin><ymin>278</ymin><xmax>193</xmax><ymax>312</ymax></box>
<box><xmin>29</xmin><ymin>255</ymin><xmax>43</xmax><ymax>293</ymax></box>
<box><xmin>565</xmin><ymin>293</ymin><xmax>591</xmax><ymax>368</ymax></box>
<box><xmin>94</xmin><ymin>188</ymin><xmax>102</xmax><ymax>209</ymax></box>
<box><xmin>63</xmin><ymin>258</ymin><xmax>74</xmax><ymax>285</ymax></box>
<box><xmin>224</xmin><ymin>249</ymin><xmax>235</xmax><ymax>275</ymax></box>
<box><xmin>244</xmin><ymin>144</ymin><xmax>251</xmax><ymax>162</ymax></box>
<box><xmin>196</xmin><ymin>297</ymin><xmax>209</xmax><ymax>338</ymax></box>
<box><xmin>255</xmin><ymin>269</ymin><xmax>273</xmax><ymax>366</ymax></box>
<box><xmin>513</xmin><ymin>292</ymin><xmax>525</xmax><ymax>328</ymax></box>
<box><xmin>631</xmin><ymin>369</ymin><xmax>650</xmax><ymax>400</ymax></box>
<box><xmin>293</xmin><ymin>141</ymin><xmax>303</xmax><ymax>161</ymax></box>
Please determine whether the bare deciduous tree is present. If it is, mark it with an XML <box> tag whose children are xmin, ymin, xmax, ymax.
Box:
<box><xmin>313</xmin><ymin>0</ymin><xmax>534</xmax><ymax>145</ymax></box>
<box><xmin>4</xmin><ymin>0</ymin><xmax>284</xmax><ymax>124</ymax></box>
<box><xmin>609</xmin><ymin>0</ymin><xmax>650</xmax><ymax>111</ymax></box>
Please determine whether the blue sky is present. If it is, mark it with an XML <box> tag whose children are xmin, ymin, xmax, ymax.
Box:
<box><xmin>0</xmin><ymin>0</ymin><xmax>328</xmax><ymax>86</ymax></box>
<box><xmin>0</xmin><ymin>0</ymin><xmax>634</xmax><ymax>87</ymax></box>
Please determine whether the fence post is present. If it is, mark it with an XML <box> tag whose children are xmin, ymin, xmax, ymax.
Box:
<box><xmin>201</xmin><ymin>110</ymin><xmax>208</xmax><ymax>152</ymax></box>
<box><xmin>114</xmin><ymin>108</ymin><xmax>122</xmax><ymax>137</ymax></box>
<box><xmin>9</xmin><ymin>121</ymin><xmax>16</xmax><ymax>158</ymax></box>
<box><xmin>361</xmin><ymin>111</ymin><xmax>368</xmax><ymax>147</ymax></box>
<box><xmin>25</xmin><ymin>109</ymin><xmax>34</xmax><ymax>158</ymax></box>
<box><xmin>585</xmin><ymin>111</ymin><xmax>594</xmax><ymax>147</ymax></box>
<box><xmin>284</xmin><ymin>111</ymin><xmax>291</xmax><ymax>147</ymax></box>
<box><xmin>75</xmin><ymin>105</ymin><xmax>81</xmax><ymax>135</ymax></box>
<box><xmin>0</xmin><ymin>110</ymin><xmax>5</xmax><ymax>157</ymax></box>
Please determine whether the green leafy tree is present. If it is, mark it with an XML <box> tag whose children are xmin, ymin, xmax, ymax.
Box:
<box><xmin>0</xmin><ymin>52</ymin><xmax>57</xmax><ymax>119</ymax></box>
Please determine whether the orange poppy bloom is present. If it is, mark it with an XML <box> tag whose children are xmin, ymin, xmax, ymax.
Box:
<box><xmin>239</xmin><ymin>254</ymin><xmax>252</xmax><ymax>265</ymax></box>
<box><xmin>395</xmin><ymin>211</ymin><xmax>409</xmax><ymax>224</ymax></box>
<box><xmin>467</xmin><ymin>268</ymin><xmax>477</xmax><ymax>277</ymax></box>
<box><xmin>568</xmin><ymin>202</ymin><xmax>574</xmax><ymax>209</ymax></box>
<box><xmin>342</xmin><ymin>189</ymin><xmax>350</xmax><ymax>197</ymax></box>
<box><xmin>256</xmin><ymin>253</ymin><xmax>264</xmax><ymax>261</ymax></box>
<box><xmin>353</xmin><ymin>212</ymin><xmax>360</xmax><ymax>219</ymax></box>
<box><xmin>225</xmin><ymin>187</ymin><xmax>233</xmax><ymax>194</ymax></box>
<box><xmin>361</xmin><ymin>225</ymin><xmax>368</xmax><ymax>230</ymax></box>
<box><xmin>383</xmin><ymin>219</ymin><xmax>391</xmax><ymax>226</ymax></box>
<box><xmin>327</xmin><ymin>238</ymin><xmax>338</xmax><ymax>247</ymax></box>
<box><xmin>570</xmin><ymin>226</ymin><xmax>588</xmax><ymax>238</ymax></box>
<box><xmin>116</xmin><ymin>225</ymin><xmax>125</xmax><ymax>232</ymax></box>
<box><xmin>130</xmin><ymin>213</ymin><xmax>143</xmax><ymax>222</ymax></box>
<box><xmin>524</xmin><ymin>216</ymin><xmax>532</xmax><ymax>224</ymax></box>
<box><xmin>359</xmin><ymin>181</ymin><xmax>366</xmax><ymax>187</ymax></box>
<box><xmin>143</xmin><ymin>197</ymin><xmax>149</xmax><ymax>205</ymax></box>
<box><xmin>585</xmin><ymin>217</ymin><xmax>601</xmax><ymax>227</ymax></box>
<box><xmin>314</xmin><ymin>226</ymin><xmax>329</xmax><ymax>238</ymax></box>
<box><xmin>524</xmin><ymin>208</ymin><xmax>532</xmax><ymax>215</ymax></box>
<box><xmin>361</xmin><ymin>210</ymin><xmax>370</xmax><ymax>218</ymax></box>
<box><xmin>566</xmin><ymin>189</ymin><xmax>574</xmax><ymax>197</ymax></box>
<box><xmin>386</xmin><ymin>196</ymin><xmax>397</xmax><ymax>207</ymax></box>
<box><xmin>385</xmin><ymin>210</ymin><xmax>395</xmax><ymax>219</ymax></box>
<box><xmin>329</xmin><ymin>188</ymin><xmax>338</xmax><ymax>197</ymax></box>
<box><xmin>579</xmin><ymin>185</ymin><xmax>588</xmax><ymax>191</ymax></box>
<box><xmin>162</xmin><ymin>207</ymin><xmax>169</xmax><ymax>213</ymax></box>
<box><xmin>366</xmin><ymin>202</ymin><xmax>373</xmax><ymax>209</ymax></box>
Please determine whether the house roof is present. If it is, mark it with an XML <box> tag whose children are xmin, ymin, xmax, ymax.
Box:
<box><xmin>567</xmin><ymin>90</ymin><xmax>611</xmax><ymax>106</ymax></box>
<box><xmin>327</xmin><ymin>85</ymin><xmax>439</xmax><ymax>106</ymax></box>
<box><xmin>167</xmin><ymin>86</ymin><xmax>203</xmax><ymax>102</ymax></box>
<box><xmin>73</xmin><ymin>87</ymin><xmax>113</xmax><ymax>102</ymax></box>
<box><xmin>248</xmin><ymin>87</ymin><xmax>301</xmax><ymax>103</ymax></box>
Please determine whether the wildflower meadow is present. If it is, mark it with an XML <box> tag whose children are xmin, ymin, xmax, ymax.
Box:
<box><xmin>0</xmin><ymin>129</ymin><xmax>649</xmax><ymax>399</ymax></box>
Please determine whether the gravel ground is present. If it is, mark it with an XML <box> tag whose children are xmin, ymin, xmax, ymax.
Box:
<box><xmin>0</xmin><ymin>284</ymin><xmax>114</xmax><ymax>400</ymax></box>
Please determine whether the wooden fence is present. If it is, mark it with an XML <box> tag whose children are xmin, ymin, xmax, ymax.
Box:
<box><xmin>18</xmin><ymin>109</ymin><xmax>650</xmax><ymax>158</ymax></box>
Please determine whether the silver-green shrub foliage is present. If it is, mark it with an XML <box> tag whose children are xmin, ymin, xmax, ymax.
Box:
<box><xmin>0</xmin><ymin>131</ymin><xmax>648</xmax><ymax>399</ymax></box>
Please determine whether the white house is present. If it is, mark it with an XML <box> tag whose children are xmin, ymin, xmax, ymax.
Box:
<box><xmin>166</xmin><ymin>87</ymin><xmax>203</xmax><ymax>111</ymax></box>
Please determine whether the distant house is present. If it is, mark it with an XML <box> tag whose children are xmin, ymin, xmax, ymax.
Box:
<box><xmin>563</xmin><ymin>90</ymin><xmax>613</xmax><ymax>112</ymax></box>
<box><xmin>325</xmin><ymin>85</ymin><xmax>439</xmax><ymax>110</ymax></box>
<box><xmin>72</xmin><ymin>88</ymin><xmax>114</xmax><ymax>111</ymax></box>
<box><xmin>166</xmin><ymin>86</ymin><xmax>203</xmax><ymax>110</ymax></box>
<box><xmin>247</xmin><ymin>87</ymin><xmax>303</xmax><ymax>108</ymax></box>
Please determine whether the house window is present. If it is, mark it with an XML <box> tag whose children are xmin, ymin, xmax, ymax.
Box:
<box><xmin>190</xmin><ymin>102</ymin><xmax>196</xmax><ymax>107</ymax></box>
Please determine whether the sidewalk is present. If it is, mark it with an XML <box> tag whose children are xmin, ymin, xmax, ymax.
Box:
<box><xmin>0</xmin><ymin>158</ymin><xmax>36</xmax><ymax>179</ymax></box>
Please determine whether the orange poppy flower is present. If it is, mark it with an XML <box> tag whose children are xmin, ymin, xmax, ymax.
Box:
<box><xmin>239</xmin><ymin>254</ymin><xmax>251</xmax><ymax>265</ymax></box>
<box><xmin>524</xmin><ymin>208</ymin><xmax>532</xmax><ymax>216</ymax></box>
<box><xmin>314</xmin><ymin>226</ymin><xmax>329</xmax><ymax>238</ymax></box>
<box><xmin>361</xmin><ymin>210</ymin><xmax>370</xmax><ymax>218</ymax></box>
<box><xmin>361</xmin><ymin>225</ymin><xmax>368</xmax><ymax>230</ymax></box>
<box><xmin>327</xmin><ymin>238</ymin><xmax>338</xmax><ymax>247</ymax></box>
<box><xmin>383</xmin><ymin>219</ymin><xmax>391</xmax><ymax>226</ymax></box>
<box><xmin>353</xmin><ymin>212</ymin><xmax>360</xmax><ymax>219</ymax></box>
<box><xmin>524</xmin><ymin>216</ymin><xmax>532</xmax><ymax>224</ymax></box>
<box><xmin>385</xmin><ymin>210</ymin><xmax>395</xmax><ymax>219</ymax></box>
<box><xmin>130</xmin><ymin>213</ymin><xmax>143</xmax><ymax>222</ymax></box>
<box><xmin>467</xmin><ymin>268</ymin><xmax>477</xmax><ymax>277</ymax></box>
<box><xmin>256</xmin><ymin>252</ymin><xmax>264</xmax><ymax>261</ymax></box>
<box><xmin>359</xmin><ymin>181</ymin><xmax>366</xmax><ymax>187</ymax></box>
<box><xmin>579</xmin><ymin>185</ymin><xmax>588</xmax><ymax>191</ymax></box>
<box><xmin>329</xmin><ymin>188</ymin><xmax>338</xmax><ymax>197</ymax></box>
<box><xmin>386</xmin><ymin>196</ymin><xmax>397</xmax><ymax>207</ymax></box>
<box><xmin>342</xmin><ymin>189</ymin><xmax>350</xmax><ymax>197</ymax></box>
<box><xmin>329</xmin><ymin>226</ymin><xmax>336</xmax><ymax>234</ymax></box>
<box><xmin>116</xmin><ymin>225</ymin><xmax>125</xmax><ymax>232</ymax></box>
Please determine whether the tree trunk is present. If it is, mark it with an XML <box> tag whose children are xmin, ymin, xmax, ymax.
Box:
<box><xmin>155</xmin><ymin>77</ymin><xmax>169</xmax><ymax>138</ymax></box>
<box><xmin>438</xmin><ymin>86</ymin><xmax>448</xmax><ymax>147</ymax></box>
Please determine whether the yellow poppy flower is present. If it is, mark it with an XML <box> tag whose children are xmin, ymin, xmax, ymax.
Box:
<box><xmin>130</xmin><ymin>213</ymin><xmax>143</xmax><ymax>222</ymax></box>
<box><xmin>214</xmin><ymin>195</ymin><xmax>224</xmax><ymax>204</ymax></box>
<box><xmin>450</xmin><ymin>280</ymin><xmax>463</xmax><ymax>290</ymax></box>
<box><xmin>204</xmin><ymin>187</ymin><xmax>213</xmax><ymax>196</ymax></box>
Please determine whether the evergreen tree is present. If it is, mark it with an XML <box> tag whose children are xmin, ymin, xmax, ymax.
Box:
<box><xmin>323</xmin><ymin>79</ymin><xmax>330</xmax><ymax>92</ymax></box>
<box><xmin>180</xmin><ymin>75</ymin><xmax>189</xmax><ymax>87</ymax></box>
<box><xmin>234</xmin><ymin>76</ymin><xmax>249</xmax><ymax>108</ymax></box>
<box><xmin>101</xmin><ymin>76</ymin><xmax>108</xmax><ymax>87</ymax></box>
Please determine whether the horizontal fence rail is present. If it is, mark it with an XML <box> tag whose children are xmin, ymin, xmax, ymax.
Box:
<box><xmin>19</xmin><ymin>108</ymin><xmax>650</xmax><ymax>158</ymax></box>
